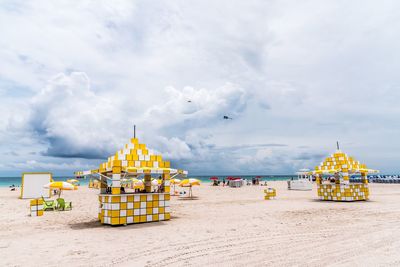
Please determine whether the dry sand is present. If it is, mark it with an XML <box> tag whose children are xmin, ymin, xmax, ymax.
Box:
<box><xmin>1</xmin><ymin>181</ymin><xmax>400</xmax><ymax>267</ymax></box>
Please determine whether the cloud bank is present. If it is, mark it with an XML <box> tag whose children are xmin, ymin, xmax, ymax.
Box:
<box><xmin>1</xmin><ymin>1</ymin><xmax>400</xmax><ymax>175</ymax></box>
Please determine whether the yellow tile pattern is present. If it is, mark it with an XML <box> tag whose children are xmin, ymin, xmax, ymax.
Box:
<box><xmin>98</xmin><ymin>138</ymin><xmax>171</xmax><ymax>174</ymax></box>
<box><xmin>264</xmin><ymin>188</ymin><xmax>276</xmax><ymax>200</ymax></box>
<box><xmin>30</xmin><ymin>199</ymin><xmax>44</xmax><ymax>217</ymax></box>
<box><xmin>76</xmin><ymin>136</ymin><xmax>182</xmax><ymax>225</ymax></box>
<box><xmin>98</xmin><ymin>193</ymin><xmax>171</xmax><ymax>225</ymax></box>
<box><xmin>313</xmin><ymin>149</ymin><xmax>375</xmax><ymax>202</ymax></box>
<box><xmin>315</xmin><ymin>151</ymin><xmax>367</xmax><ymax>172</ymax></box>
<box><xmin>317</xmin><ymin>183</ymin><xmax>369</xmax><ymax>201</ymax></box>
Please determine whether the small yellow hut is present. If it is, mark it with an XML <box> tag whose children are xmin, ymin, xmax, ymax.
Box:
<box><xmin>75</xmin><ymin>137</ymin><xmax>187</xmax><ymax>225</ymax></box>
<box><xmin>312</xmin><ymin>148</ymin><xmax>378</xmax><ymax>201</ymax></box>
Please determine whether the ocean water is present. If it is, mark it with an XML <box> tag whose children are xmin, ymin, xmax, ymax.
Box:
<box><xmin>0</xmin><ymin>176</ymin><xmax>86</xmax><ymax>187</ymax></box>
<box><xmin>0</xmin><ymin>175</ymin><xmax>294</xmax><ymax>187</ymax></box>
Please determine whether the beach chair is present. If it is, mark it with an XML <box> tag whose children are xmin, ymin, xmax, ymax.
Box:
<box><xmin>41</xmin><ymin>196</ymin><xmax>56</xmax><ymax>211</ymax></box>
<box><xmin>56</xmin><ymin>198</ymin><xmax>72</xmax><ymax>211</ymax></box>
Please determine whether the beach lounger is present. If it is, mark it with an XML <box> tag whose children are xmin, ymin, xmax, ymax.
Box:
<box><xmin>56</xmin><ymin>198</ymin><xmax>72</xmax><ymax>211</ymax></box>
<box><xmin>41</xmin><ymin>196</ymin><xmax>56</xmax><ymax>211</ymax></box>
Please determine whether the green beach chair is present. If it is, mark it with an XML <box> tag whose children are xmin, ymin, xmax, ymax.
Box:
<box><xmin>41</xmin><ymin>196</ymin><xmax>56</xmax><ymax>211</ymax></box>
<box><xmin>56</xmin><ymin>198</ymin><xmax>72</xmax><ymax>211</ymax></box>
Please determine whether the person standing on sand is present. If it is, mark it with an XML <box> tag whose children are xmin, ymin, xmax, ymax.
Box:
<box><xmin>222</xmin><ymin>178</ymin><xmax>226</xmax><ymax>187</ymax></box>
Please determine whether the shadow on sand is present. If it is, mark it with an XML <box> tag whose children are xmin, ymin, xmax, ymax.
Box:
<box><xmin>69</xmin><ymin>215</ymin><xmax>181</xmax><ymax>230</ymax></box>
<box><xmin>176</xmin><ymin>196</ymin><xmax>200</xmax><ymax>201</ymax></box>
<box><xmin>309</xmin><ymin>198</ymin><xmax>375</xmax><ymax>203</ymax></box>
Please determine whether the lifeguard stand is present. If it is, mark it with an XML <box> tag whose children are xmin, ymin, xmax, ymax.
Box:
<box><xmin>312</xmin><ymin>145</ymin><xmax>378</xmax><ymax>201</ymax></box>
<box><xmin>75</xmin><ymin>137</ymin><xmax>188</xmax><ymax>225</ymax></box>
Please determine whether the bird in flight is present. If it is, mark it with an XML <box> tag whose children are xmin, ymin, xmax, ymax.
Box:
<box><xmin>223</xmin><ymin>115</ymin><xmax>233</xmax><ymax>120</ymax></box>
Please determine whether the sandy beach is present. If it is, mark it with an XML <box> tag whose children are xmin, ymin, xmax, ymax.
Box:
<box><xmin>1</xmin><ymin>181</ymin><xmax>400</xmax><ymax>267</ymax></box>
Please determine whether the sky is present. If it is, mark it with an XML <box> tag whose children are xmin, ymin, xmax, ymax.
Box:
<box><xmin>1</xmin><ymin>0</ymin><xmax>400</xmax><ymax>176</ymax></box>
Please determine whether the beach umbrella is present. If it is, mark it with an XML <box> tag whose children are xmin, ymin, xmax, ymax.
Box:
<box><xmin>170</xmin><ymin>178</ymin><xmax>181</xmax><ymax>195</ymax></box>
<box><xmin>179</xmin><ymin>178</ymin><xmax>201</xmax><ymax>198</ymax></box>
<box><xmin>210</xmin><ymin>176</ymin><xmax>219</xmax><ymax>180</ymax></box>
<box><xmin>179</xmin><ymin>178</ymin><xmax>201</xmax><ymax>187</ymax></box>
<box><xmin>131</xmin><ymin>178</ymin><xmax>144</xmax><ymax>190</ymax></box>
<box><xmin>43</xmin><ymin>181</ymin><xmax>76</xmax><ymax>197</ymax></box>
<box><xmin>139</xmin><ymin>178</ymin><xmax>160</xmax><ymax>187</ymax></box>
<box><xmin>130</xmin><ymin>178</ymin><xmax>140</xmax><ymax>183</ymax></box>
<box><xmin>170</xmin><ymin>178</ymin><xmax>181</xmax><ymax>184</ymax></box>
<box><xmin>120</xmin><ymin>178</ymin><xmax>134</xmax><ymax>188</ymax></box>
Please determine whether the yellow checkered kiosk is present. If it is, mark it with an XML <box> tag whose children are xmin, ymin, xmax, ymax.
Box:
<box><xmin>312</xmin><ymin>149</ymin><xmax>378</xmax><ymax>201</ymax></box>
<box><xmin>75</xmin><ymin>137</ymin><xmax>188</xmax><ymax>226</ymax></box>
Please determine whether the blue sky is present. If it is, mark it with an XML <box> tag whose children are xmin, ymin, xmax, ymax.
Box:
<box><xmin>1</xmin><ymin>0</ymin><xmax>400</xmax><ymax>176</ymax></box>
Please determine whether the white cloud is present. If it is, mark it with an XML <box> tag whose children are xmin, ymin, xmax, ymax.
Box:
<box><xmin>24</xmin><ymin>72</ymin><xmax>250</xmax><ymax>166</ymax></box>
<box><xmin>7</xmin><ymin>159</ymin><xmax>94</xmax><ymax>172</ymax></box>
<box><xmin>1</xmin><ymin>1</ymin><xmax>400</xmax><ymax>175</ymax></box>
<box><xmin>142</xmin><ymin>83</ymin><xmax>247</xmax><ymax>128</ymax></box>
<box><xmin>28</xmin><ymin>72</ymin><xmax>128</xmax><ymax>158</ymax></box>
<box><xmin>154</xmin><ymin>136</ymin><xmax>192</xmax><ymax>161</ymax></box>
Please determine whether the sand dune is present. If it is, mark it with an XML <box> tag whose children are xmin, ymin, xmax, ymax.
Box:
<box><xmin>1</xmin><ymin>181</ymin><xmax>400</xmax><ymax>266</ymax></box>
